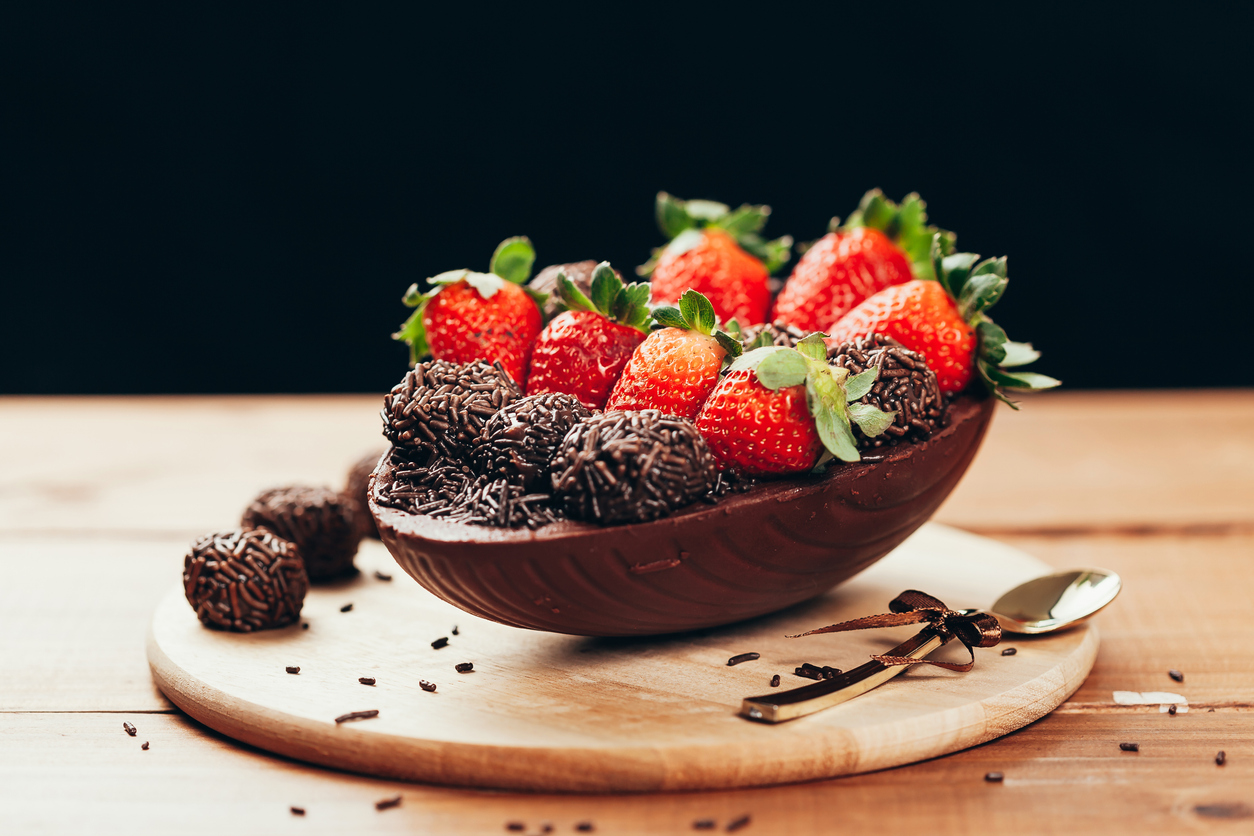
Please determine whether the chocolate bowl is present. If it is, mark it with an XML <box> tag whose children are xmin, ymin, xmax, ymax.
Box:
<box><xmin>371</xmin><ymin>391</ymin><xmax>995</xmax><ymax>637</ymax></box>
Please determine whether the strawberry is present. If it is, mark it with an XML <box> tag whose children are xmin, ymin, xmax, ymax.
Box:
<box><xmin>604</xmin><ymin>290</ymin><xmax>744</xmax><ymax>420</ymax></box>
<box><xmin>695</xmin><ymin>335</ymin><xmax>896</xmax><ymax>475</ymax></box>
<box><xmin>771</xmin><ymin>190</ymin><xmax>953</xmax><ymax>333</ymax></box>
<box><xmin>640</xmin><ymin>193</ymin><xmax>792</xmax><ymax>327</ymax></box>
<box><xmin>526</xmin><ymin>262</ymin><xmax>651</xmax><ymax>409</ymax></box>
<box><xmin>393</xmin><ymin>237</ymin><xmax>544</xmax><ymax>386</ymax></box>
<box><xmin>827</xmin><ymin>236</ymin><xmax>1060</xmax><ymax>404</ymax></box>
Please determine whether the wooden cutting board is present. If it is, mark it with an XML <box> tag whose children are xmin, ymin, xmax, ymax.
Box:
<box><xmin>147</xmin><ymin>523</ymin><xmax>1098</xmax><ymax>792</ymax></box>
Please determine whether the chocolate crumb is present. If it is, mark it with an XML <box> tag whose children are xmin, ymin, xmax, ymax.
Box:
<box><xmin>821</xmin><ymin>666</ymin><xmax>841</xmax><ymax>679</ymax></box>
<box><xmin>726</xmin><ymin>814</ymin><xmax>752</xmax><ymax>832</ymax></box>
<box><xmin>375</xmin><ymin>795</ymin><xmax>402</xmax><ymax>811</ymax></box>
<box><xmin>693</xmin><ymin>821</ymin><xmax>716</xmax><ymax>831</ymax></box>
<box><xmin>286</xmin><ymin>666</ymin><xmax>300</xmax><ymax>675</ymax></box>
<box><xmin>541</xmin><ymin>824</ymin><xmax>554</xmax><ymax>834</ymax></box>
<box><xmin>359</xmin><ymin>677</ymin><xmax>376</xmax><ymax>686</ymax></box>
<box><xmin>727</xmin><ymin>652</ymin><xmax>760</xmax><ymax>666</ymax></box>
<box><xmin>290</xmin><ymin>807</ymin><xmax>305</xmax><ymax>816</ymax></box>
<box><xmin>455</xmin><ymin>662</ymin><xmax>474</xmax><ymax>673</ymax></box>
<box><xmin>420</xmin><ymin>680</ymin><xmax>437</xmax><ymax>692</ymax></box>
<box><xmin>141</xmin><ymin>741</ymin><xmax>149</xmax><ymax>750</ymax></box>
<box><xmin>576</xmin><ymin>823</ymin><xmax>595</xmax><ymax>833</ymax></box>
<box><xmin>770</xmin><ymin>674</ymin><xmax>781</xmax><ymax>687</ymax></box>
<box><xmin>985</xmin><ymin>771</ymin><xmax>1004</xmax><ymax>782</ymax></box>
<box><xmin>302</xmin><ymin>623</ymin><xmax>309</xmax><ymax>630</ymax></box>
<box><xmin>452</xmin><ymin>626</ymin><xmax>459</xmax><ymax>635</ymax></box>
<box><xmin>1168</xmin><ymin>669</ymin><xmax>1184</xmax><ymax>682</ymax></box>
<box><xmin>1169</xmin><ymin>704</ymin><xmax>1177</xmax><ymax>715</ymax></box>
<box><xmin>375</xmin><ymin>571</ymin><xmax>392</xmax><ymax>581</ymax></box>
<box><xmin>431</xmin><ymin>637</ymin><xmax>449</xmax><ymax>649</ymax></box>
<box><xmin>1119</xmin><ymin>742</ymin><xmax>1140</xmax><ymax>752</ymax></box>
<box><xmin>1001</xmin><ymin>648</ymin><xmax>1017</xmax><ymax>656</ymax></box>
<box><xmin>1216</xmin><ymin>750</ymin><xmax>1227</xmax><ymax>765</ymax></box>
<box><xmin>506</xmin><ymin>823</ymin><xmax>525</xmax><ymax>832</ymax></box>
<box><xmin>1209</xmin><ymin>708</ymin><xmax>1215</xmax><ymax>712</ymax></box>
<box><xmin>123</xmin><ymin>722</ymin><xmax>137</xmax><ymax>737</ymax></box>
<box><xmin>334</xmin><ymin>709</ymin><xmax>379</xmax><ymax>724</ymax></box>
<box><xmin>340</xmin><ymin>603</ymin><xmax>353</xmax><ymax>613</ymax></box>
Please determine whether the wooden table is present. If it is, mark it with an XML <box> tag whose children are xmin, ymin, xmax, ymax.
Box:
<box><xmin>3</xmin><ymin>391</ymin><xmax>1252</xmax><ymax>834</ymax></box>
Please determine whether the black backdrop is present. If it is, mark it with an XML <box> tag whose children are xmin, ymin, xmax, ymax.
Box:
<box><xmin>3</xmin><ymin>5</ymin><xmax>1251</xmax><ymax>394</ymax></box>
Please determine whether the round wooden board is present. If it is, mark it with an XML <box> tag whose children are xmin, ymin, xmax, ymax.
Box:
<box><xmin>148</xmin><ymin>523</ymin><xmax>1098</xmax><ymax>793</ymax></box>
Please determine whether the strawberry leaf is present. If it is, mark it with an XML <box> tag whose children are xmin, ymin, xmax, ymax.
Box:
<box><xmin>392</xmin><ymin>308</ymin><xmax>430</xmax><ymax>366</ymax></box>
<box><xmin>718</xmin><ymin>204</ymin><xmax>770</xmax><ymax>238</ymax></box>
<box><xmin>959</xmin><ymin>272</ymin><xmax>1008</xmax><ymax>321</ymax></box>
<box><xmin>984</xmin><ymin>365</ymin><xmax>1062</xmax><ymax>391</ymax></box>
<box><xmin>679</xmin><ymin>289</ymin><xmax>716</xmax><ymax>334</ymax></box>
<box><xmin>462</xmin><ymin>271</ymin><xmax>506</xmax><ymax>299</ymax></box>
<box><xmin>684</xmin><ymin>199</ymin><xmax>730</xmax><ymax>221</ymax></box>
<box><xmin>739</xmin><ymin>232</ymin><xmax>794</xmax><ymax>274</ymax></box>
<box><xmin>1000</xmin><ymin>340</ymin><xmax>1041</xmax><ymax>367</ymax></box>
<box><xmin>557</xmin><ymin>272</ymin><xmax>597</xmax><ymax>313</ymax></box>
<box><xmin>713</xmin><ymin>331</ymin><xmax>744</xmax><ymax>360</ymax></box>
<box><xmin>848</xmin><ymin>402</ymin><xmax>897</xmax><ymax>437</ymax></box>
<box><xmin>590</xmin><ymin>262</ymin><xmax>618</xmax><ymax>316</ymax></box>
<box><xmin>663</xmin><ymin>227</ymin><xmax>706</xmax><ymax>259</ymax></box>
<box><xmin>941</xmin><ymin>252</ymin><xmax>980</xmax><ymax>299</ymax></box>
<box><xmin>795</xmin><ymin>333</ymin><xmax>827</xmax><ymax>362</ymax></box>
<box><xmin>977</xmin><ymin>319</ymin><xmax>1008</xmax><ymax>365</ymax></box>
<box><xmin>401</xmin><ymin>282</ymin><xmax>430</xmax><ymax>308</ymax></box>
<box><xmin>844</xmin><ymin>367</ymin><xmax>880</xmax><ymax>402</ymax></box>
<box><xmin>844</xmin><ymin>190</ymin><xmax>953</xmax><ymax>280</ymax></box>
<box><xmin>755</xmin><ymin>350</ymin><xmax>809</xmax><ymax>390</ymax></box>
<box><xmin>651</xmin><ymin>306</ymin><xmax>687</xmax><ymax>330</ymax></box>
<box><xmin>656</xmin><ymin>192</ymin><xmax>695</xmax><ymax>239</ymax></box>
<box><xmin>729</xmin><ymin>346</ymin><xmax>784</xmax><ymax>372</ymax></box>
<box><xmin>489</xmin><ymin>237</ymin><xmax>535</xmax><ymax>285</ymax></box>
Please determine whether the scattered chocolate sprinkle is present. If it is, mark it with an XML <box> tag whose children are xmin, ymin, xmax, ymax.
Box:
<box><xmin>375</xmin><ymin>795</ymin><xmax>402</xmax><ymax>811</ymax></box>
<box><xmin>506</xmin><ymin>823</ymin><xmax>525</xmax><ymax>833</ymax></box>
<box><xmin>455</xmin><ymin>663</ymin><xmax>474</xmax><ymax>673</ymax></box>
<box><xmin>726</xmin><ymin>814</ymin><xmax>752</xmax><ymax>832</ymax></box>
<box><xmin>576</xmin><ymin>823</ymin><xmax>595</xmax><ymax>833</ymax></box>
<box><xmin>242</xmin><ymin>486</ymin><xmax>362</xmax><ymax>581</ymax></box>
<box><xmin>472</xmin><ymin>392</ymin><xmax>591</xmax><ymax>490</ymax></box>
<box><xmin>359</xmin><ymin>677</ymin><xmax>376</xmax><ymax>686</ymax></box>
<box><xmin>286</xmin><ymin>666</ymin><xmax>300</xmax><ymax>675</ymax></box>
<box><xmin>1119</xmin><ymin>742</ymin><xmax>1140</xmax><ymax>752</ymax></box>
<box><xmin>432</xmin><ymin>637</ymin><xmax>449</xmax><ymax>650</ymax></box>
<box><xmin>340</xmin><ymin>603</ymin><xmax>353</xmax><ymax>613</ymax></box>
<box><xmin>1209</xmin><ymin>708</ymin><xmax>1215</xmax><ymax>712</ymax></box>
<box><xmin>290</xmin><ymin>807</ymin><xmax>305</xmax><ymax>816</ymax></box>
<box><xmin>702</xmin><ymin>468</ymin><xmax>756</xmax><ymax>504</ymax></box>
<box><xmin>334</xmin><ymin>710</ymin><xmax>379</xmax><ymax>724</ymax></box>
<box><xmin>552</xmin><ymin>410</ymin><xmax>718</xmax><ymax>524</ymax></box>
<box><xmin>123</xmin><ymin>722</ymin><xmax>137</xmax><ymax>737</ymax></box>
<box><xmin>1169</xmin><ymin>704</ymin><xmax>1178</xmax><ymax>715</ymax></box>
<box><xmin>345</xmin><ymin>450</ymin><xmax>386</xmax><ymax>540</ymax></box>
<box><xmin>1169</xmin><ymin>669</ymin><xmax>1184</xmax><ymax>682</ymax></box>
<box><xmin>727</xmin><ymin>652</ymin><xmax>761</xmax><ymax>666</ymax></box>
<box><xmin>1001</xmin><ymin>647</ymin><xmax>1017</xmax><ymax>656</ymax></box>
<box><xmin>1216</xmin><ymin>750</ymin><xmax>1227</xmax><ymax>765</ymax></box>
<box><xmin>794</xmin><ymin>663</ymin><xmax>842</xmax><ymax>681</ymax></box>
<box><xmin>540</xmin><ymin>824</ymin><xmax>554</xmax><ymax>834</ymax></box>
<box><xmin>420</xmin><ymin>680</ymin><xmax>437</xmax><ymax>692</ymax></box>
<box><xmin>383</xmin><ymin>359</ymin><xmax>522</xmax><ymax>462</ymax></box>
<box><xmin>693</xmin><ymin>820</ymin><xmax>716</xmax><ymax>830</ymax></box>
<box><xmin>452</xmin><ymin>626</ymin><xmax>459</xmax><ymax>635</ymax></box>
<box><xmin>183</xmin><ymin>529</ymin><xmax>308</xmax><ymax>632</ymax></box>
<box><xmin>374</xmin><ymin>571</ymin><xmax>392</xmax><ymax>581</ymax></box>
<box><xmin>141</xmin><ymin>741</ymin><xmax>149</xmax><ymax>750</ymax></box>
<box><xmin>828</xmin><ymin>333</ymin><xmax>945</xmax><ymax>448</ymax></box>
<box><xmin>770</xmin><ymin>674</ymin><xmax>781</xmax><ymax>687</ymax></box>
<box><xmin>302</xmin><ymin>622</ymin><xmax>309</xmax><ymax>629</ymax></box>
<box><xmin>985</xmin><ymin>771</ymin><xmax>1004</xmax><ymax>782</ymax></box>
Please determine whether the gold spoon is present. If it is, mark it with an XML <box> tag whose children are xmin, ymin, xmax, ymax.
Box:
<box><xmin>740</xmin><ymin>568</ymin><xmax>1121</xmax><ymax>723</ymax></box>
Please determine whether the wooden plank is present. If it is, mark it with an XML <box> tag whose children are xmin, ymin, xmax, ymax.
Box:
<box><xmin>2</xmin><ymin>391</ymin><xmax>1252</xmax><ymax>537</ymax></box>
<box><xmin>1</xmin><ymin>712</ymin><xmax>1248</xmax><ymax>834</ymax></box>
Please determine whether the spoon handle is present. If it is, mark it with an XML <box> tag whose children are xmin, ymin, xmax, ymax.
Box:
<box><xmin>740</xmin><ymin>627</ymin><xmax>949</xmax><ymax>723</ymax></box>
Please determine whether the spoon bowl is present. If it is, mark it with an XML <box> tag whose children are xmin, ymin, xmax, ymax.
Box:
<box><xmin>990</xmin><ymin>569</ymin><xmax>1122</xmax><ymax>634</ymax></box>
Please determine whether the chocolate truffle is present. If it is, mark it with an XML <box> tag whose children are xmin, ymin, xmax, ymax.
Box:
<box><xmin>738</xmin><ymin>319</ymin><xmax>813</xmax><ymax>350</ymax></box>
<box><xmin>828</xmin><ymin>333</ymin><xmax>945</xmax><ymax>448</ymax></box>
<box><xmin>471</xmin><ymin>392</ymin><xmax>591</xmax><ymax>489</ymax></box>
<box><xmin>529</xmin><ymin>261</ymin><xmax>621</xmax><ymax>320</ymax></box>
<box><xmin>345</xmin><ymin>450</ymin><xmax>386</xmax><ymax>539</ymax></box>
<box><xmin>382</xmin><ymin>359</ymin><xmax>522</xmax><ymax>461</ymax></box>
<box><xmin>241</xmin><ymin>486</ymin><xmax>362</xmax><ymax>581</ymax></box>
<box><xmin>551</xmin><ymin>410</ymin><xmax>718</xmax><ymax>524</ymax></box>
<box><xmin>373</xmin><ymin>449</ymin><xmax>476</xmax><ymax>517</ymax></box>
<box><xmin>183</xmin><ymin>529</ymin><xmax>308</xmax><ymax>631</ymax></box>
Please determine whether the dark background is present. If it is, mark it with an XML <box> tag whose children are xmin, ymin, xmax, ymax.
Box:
<box><xmin>3</xmin><ymin>5</ymin><xmax>1251</xmax><ymax>395</ymax></box>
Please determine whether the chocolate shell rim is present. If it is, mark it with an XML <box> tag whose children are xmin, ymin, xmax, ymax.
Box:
<box><xmin>372</xmin><ymin>390</ymin><xmax>994</xmax><ymax>547</ymax></box>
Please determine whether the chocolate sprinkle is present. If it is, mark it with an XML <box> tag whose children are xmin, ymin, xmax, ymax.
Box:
<box><xmin>123</xmin><ymin>722</ymin><xmax>137</xmax><ymax>737</ymax></box>
<box><xmin>452</xmin><ymin>626</ymin><xmax>459</xmax><ymax>635</ymax></box>
<box><xmin>794</xmin><ymin>663</ymin><xmax>842</xmax><ymax>681</ymax></box>
<box><xmin>1169</xmin><ymin>669</ymin><xmax>1184</xmax><ymax>682</ymax></box>
<box><xmin>828</xmin><ymin>333</ymin><xmax>945</xmax><ymax>448</ymax></box>
<box><xmin>739</xmin><ymin>319</ymin><xmax>812</xmax><ymax>349</ymax></box>
<box><xmin>420</xmin><ymin>680</ymin><xmax>437</xmax><ymax>692</ymax></box>
<box><xmin>375</xmin><ymin>796</ymin><xmax>402</xmax><ymax>811</ymax></box>
<box><xmin>727</xmin><ymin>652</ymin><xmax>760</xmax><ymax>666</ymax></box>
<box><xmin>693</xmin><ymin>821</ymin><xmax>716</xmax><ymax>830</ymax></box>
<box><xmin>340</xmin><ymin>603</ymin><xmax>353</xmax><ymax>613</ymax></box>
<box><xmin>551</xmin><ymin>410</ymin><xmax>718</xmax><ymax>524</ymax></box>
<box><xmin>345</xmin><ymin>450</ymin><xmax>386</xmax><ymax>540</ymax></box>
<box><xmin>183</xmin><ymin>529</ymin><xmax>308</xmax><ymax>632</ymax></box>
<box><xmin>472</xmin><ymin>392</ymin><xmax>591</xmax><ymax>489</ymax></box>
<box><xmin>455</xmin><ymin>662</ymin><xmax>474</xmax><ymax>673</ymax></box>
<box><xmin>291</xmin><ymin>807</ymin><xmax>305</xmax><ymax>816</ymax></box>
<box><xmin>1169</xmin><ymin>704</ymin><xmax>1178</xmax><ymax>715</ymax></box>
<box><xmin>432</xmin><ymin>637</ymin><xmax>449</xmax><ymax>649</ymax></box>
<box><xmin>375</xmin><ymin>571</ymin><xmax>392</xmax><ymax>581</ymax></box>
<box><xmin>241</xmin><ymin>486</ymin><xmax>362</xmax><ymax>581</ymax></box>
<box><xmin>1216</xmin><ymin>750</ymin><xmax>1227</xmax><ymax>765</ymax></box>
<box><xmin>506</xmin><ymin>824</ymin><xmax>525</xmax><ymax>833</ymax></box>
<box><xmin>770</xmin><ymin>674</ymin><xmax>781</xmax><ymax>687</ymax></box>
<box><xmin>985</xmin><ymin>771</ymin><xmax>1004</xmax><ymax>782</ymax></box>
<box><xmin>726</xmin><ymin>814</ymin><xmax>752</xmax><ymax>832</ymax></box>
<box><xmin>334</xmin><ymin>710</ymin><xmax>379</xmax><ymax>723</ymax></box>
<box><xmin>1001</xmin><ymin>647</ymin><xmax>1017</xmax><ymax>656</ymax></box>
<box><xmin>359</xmin><ymin>677</ymin><xmax>376</xmax><ymax>686</ymax></box>
<box><xmin>141</xmin><ymin>741</ymin><xmax>149</xmax><ymax>750</ymax></box>
<box><xmin>1120</xmin><ymin>742</ymin><xmax>1140</xmax><ymax>752</ymax></box>
<box><xmin>576</xmin><ymin>823</ymin><xmax>595</xmax><ymax>833</ymax></box>
<box><xmin>286</xmin><ymin>666</ymin><xmax>300</xmax><ymax>675</ymax></box>
<box><xmin>382</xmin><ymin>359</ymin><xmax>522</xmax><ymax>461</ymax></box>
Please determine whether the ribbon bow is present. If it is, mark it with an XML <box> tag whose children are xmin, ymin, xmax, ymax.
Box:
<box><xmin>789</xmin><ymin>589</ymin><xmax>1002</xmax><ymax>672</ymax></box>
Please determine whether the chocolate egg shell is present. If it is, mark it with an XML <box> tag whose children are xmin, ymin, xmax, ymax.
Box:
<box><xmin>373</xmin><ymin>392</ymin><xmax>995</xmax><ymax>637</ymax></box>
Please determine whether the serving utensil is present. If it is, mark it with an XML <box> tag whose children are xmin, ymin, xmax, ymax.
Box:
<box><xmin>740</xmin><ymin>568</ymin><xmax>1121</xmax><ymax>723</ymax></box>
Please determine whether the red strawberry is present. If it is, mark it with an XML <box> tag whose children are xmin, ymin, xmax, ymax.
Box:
<box><xmin>827</xmin><ymin>237</ymin><xmax>1060</xmax><ymax>404</ymax></box>
<box><xmin>640</xmin><ymin>193</ymin><xmax>792</xmax><ymax>327</ymax></box>
<box><xmin>772</xmin><ymin>190</ymin><xmax>952</xmax><ymax>333</ymax></box>
<box><xmin>695</xmin><ymin>335</ymin><xmax>896</xmax><ymax>474</ymax></box>
<box><xmin>393</xmin><ymin>237</ymin><xmax>543</xmax><ymax>386</ymax></box>
<box><xmin>527</xmin><ymin>262</ymin><xmax>651</xmax><ymax>409</ymax></box>
<box><xmin>604</xmin><ymin>290</ymin><xmax>743</xmax><ymax>420</ymax></box>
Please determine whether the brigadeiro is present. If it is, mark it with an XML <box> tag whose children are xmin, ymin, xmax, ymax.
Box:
<box><xmin>241</xmin><ymin>486</ymin><xmax>362</xmax><ymax>581</ymax></box>
<box><xmin>471</xmin><ymin>392</ymin><xmax>591</xmax><ymax>489</ymax></box>
<box><xmin>382</xmin><ymin>359</ymin><xmax>521</xmax><ymax>462</ymax></box>
<box><xmin>183</xmin><ymin>529</ymin><xmax>308</xmax><ymax>632</ymax></box>
<box><xmin>551</xmin><ymin>409</ymin><xmax>718</xmax><ymax>524</ymax></box>
<box><xmin>828</xmin><ymin>332</ymin><xmax>945</xmax><ymax>448</ymax></box>
<box><xmin>345</xmin><ymin>450</ymin><xmax>386</xmax><ymax>540</ymax></box>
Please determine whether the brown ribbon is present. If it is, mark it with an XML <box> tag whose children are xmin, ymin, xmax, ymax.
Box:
<box><xmin>789</xmin><ymin>589</ymin><xmax>1002</xmax><ymax>672</ymax></box>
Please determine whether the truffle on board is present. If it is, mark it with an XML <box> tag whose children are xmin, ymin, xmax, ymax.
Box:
<box><xmin>183</xmin><ymin>529</ymin><xmax>308</xmax><ymax>632</ymax></box>
<box><xmin>241</xmin><ymin>486</ymin><xmax>362</xmax><ymax>581</ymax></box>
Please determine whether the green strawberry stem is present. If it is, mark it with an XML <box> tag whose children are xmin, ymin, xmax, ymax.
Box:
<box><xmin>392</xmin><ymin>237</ymin><xmax>538</xmax><ymax>366</ymax></box>
<box><xmin>639</xmin><ymin>192</ymin><xmax>794</xmax><ymax>276</ymax></box>
<box><xmin>651</xmin><ymin>289</ymin><xmax>744</xmax><ymax>360</ymax></box>
<box><xmin>927</xmin><ymin>234</ymin><xmax>1061</xmax><ymax>408</ymax></box>
<box><xmin>554</xmin><ymin>262</ymin><xmax>652</xmax><ymax>332</ymax></box>
<box><xmin>837</xmin><ymin>190</ymin><xmax>955</xmax><ymax>281</ymax></box>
